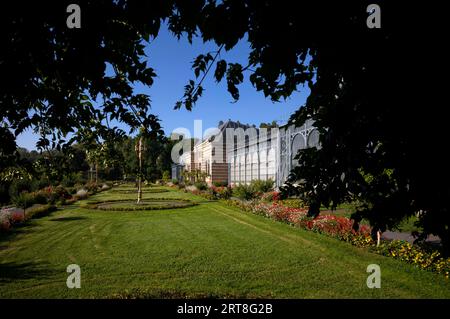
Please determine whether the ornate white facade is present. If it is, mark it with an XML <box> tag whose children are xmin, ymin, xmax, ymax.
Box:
<box><xmin>173</xmin><ymin>119</ymin><xmax>319</xmax><ymax>188</ymax></box>
<box><xmin>228</xmin><ymin>119</ymin><xmax>318</xmax><ymax>187</ymax></box>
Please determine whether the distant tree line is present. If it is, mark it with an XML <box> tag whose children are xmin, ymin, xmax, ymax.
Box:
<box><xmin>0</xmin><ymin>136</ymin><xmax>175</xmax><ymax>205</ymax></box>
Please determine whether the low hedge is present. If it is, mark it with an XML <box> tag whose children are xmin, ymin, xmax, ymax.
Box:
<box><xmin>1</xmin><ymin>204</ymin><xmax>57</xmax><ymax>233</ymax></box>
<box><xmin>26</xmin><ymin>204</ymin><xmax>57</xmax><ymax>219</ymax></box>
<box><xmin>81</xmin><ymin>198</ymin><xmax>197</xmax><ymax>211</ymax></box>
<box><xmin>108</xmin><ymin>188</ymin><xmax>169</xmax><ymax>194</ymax></box>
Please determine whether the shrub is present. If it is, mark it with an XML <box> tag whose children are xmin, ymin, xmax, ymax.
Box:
<box><xmin>279</xmin><ymin>198</ymin><xmax>307</xmax><ymax>208</ymax></box>
<box><xmin>213</xmin><ymin>181</ymin><xmax>228</xmax><ymax>187</ymax></box>
<box><xmin>10</xmin><ymin>210</ymin><xmax>26</xmax><ymax>224</ymax></box>
<box><xmin>33</xmin><ymin>185</ymin><xmax>70</xmax><ymax>204</ymax></box>
<box><xmin>250</xmin><ymin>179</ymin><xmax>274</xmax><ymax>193</ymax></box>
<box><xmin>39</xmin><ymin>187</ymin><xmax>55</xmax><ymax>204</ymax></box>
<box><xmin>194</xmin><ymin>182</ymin><xmax>208</xmax><ymax>191</ymax></box>
<box><xmin>261</xmin><ymin>191</ymin><xmax>281</xmax><ymax>202</ymax></box>
<box><xmin>8</xmin><ymin>179</ymin><xmax>33</xmax><ymax>198</ymax></box>
<box><xmin>171</xmin><ymin>179</ymin><xmax>179</xmax><ymax>185</ymax></box>
<box><xmin>232</xmin><ymin>184</ymin><xmax>256</xmax><ymax>200</ymax></box>
<box><xmin>66</xmin><ymin>187</ymin><xmax>77</xmax><ymax>195</ymax></box>
<box><xmin>215</xmin><ymin>186</ymin><xmax>232</xmax><ymax>200</ymax></box>
<box><xmin>74</xmin><ymin>183</ymin><xmax>84</xmax><ymax>190</ymax></box>
<box><xmin>61</xmin><ymin>172</ymin><xmax>85</xmax><ymax>187</ymax></box>
<box><xmin>31</xmin><ymin>177</ymin><xmax>51</xmax><ymax>191</ymax></box>
<box><xmin>206</xmin><ymin>187</ymin><xmax>217</xmax><ymax>199</ymax></box>
<box><xmin>84</xmin><ymin>182</ymin><xmax>98</xmax><ymax>193</ymax></box>
<box><xmin>57</xmin><ymin>185</ymin><xmax>71</xmax><ymax>198</ymax></box>
<box><xmin>162</xmin><ymin>171</ymin><xmax>171</xmax><ymax>182</ymax></box>
<box><xmin>61</xmin><ymin>174</ymin><xmax>76</xmax><ymax>187</ymax></box>
<box><xmin>32</xmin><ymin>190</ymin><xmax>49</xmax><ymax>205</ymax></box>
<box><xmin>0</xmin><ymin>204</ymin><xmax>57</xmax><ymax>233</ymax></box>
<box><xmin>199</xmin><ymin>186</ymin><xmax>232</xmax><ymax>200</ymax></box>
<box><xmin>25</xmin><ymin>204</ymin><xmax>57</xmax><ymax>219</ymax></box>
<box><xmin>12</xmin><ymin>192</ymin><xmax>35</xmax><ymax>209</ymax></box>
<box><xmin>198</xmin><ymin>190</ymin><xmax>216</xmax><ymax>200</ymax></box>
<box><xmin>0</xmin><ymin>207</ymin><xmax>26</xmax><ymax>230</ymax></box>
<box><xmin>177</xmin><ymin>182</ymin><xmax>185</xmax><ymax>190</ymax></box>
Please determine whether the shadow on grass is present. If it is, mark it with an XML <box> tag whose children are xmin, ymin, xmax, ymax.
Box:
<box><xmin>49</xmin><ymin>216</ymin><xmax>88</xmax><ymax>222</ymax></box>
<box><xmin>0</xmin><ymin>261</ymin><xmax>58</xmax><ymax>283</ymax></box>
<box><xmin>0</xmin><ymin>208</ymin><xmax>64</xmax><ymax>248</ymax></box>
<box><xmin>0</xmin><ymin>221</ymin><xmax>39</xmax><ymax>247</ymax></box>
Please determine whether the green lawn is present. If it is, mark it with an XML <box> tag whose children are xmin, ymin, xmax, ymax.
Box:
<box><xmin>0</xmin><ymin>186</ymin><xmax>449</xmax><ymax>298</ymax></box>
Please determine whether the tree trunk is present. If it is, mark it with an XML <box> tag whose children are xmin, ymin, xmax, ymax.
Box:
<box><xmin>377</xmin><ymin>230</ymin><xmax>382</xmax><ymax>247</ymax></box>
<box><xmin>137</xmin><ymin>136</ymin><xmax>143</xmax><ymax>204</ymax></box>
<box><xmin>95</xmin><ymin>162</ymin><xmax>98</xmax><ymax>185</ymax></box>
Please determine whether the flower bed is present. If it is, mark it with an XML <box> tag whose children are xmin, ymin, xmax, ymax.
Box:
<box><xmin>0</xmin><ymin>207</ymin><xmax>24</xmax><ymax>231</ymax></box>
<box><xmin>373</xmin><ymin>240</ymin><xmax>450</xmax><ymax>278</ymax></box>
<box><xmin>177</xmin><ymin>185</ymin><xmax>449</xmax><ymax>278</ymax></box>
<box><xmin>261</xmin><ymin>191</ymin><xmax>281</xmax><ymax>202</ymax></box>
<box><xmin>222</xmin><ymin>199</ymin><xmax>449</xmax><ymax>278</ymax></box>
<box><xmin>0</xmin><ymin>204</ymin><xmax>57</xmax><ymax>232</ymax></box>
<box><xmin>226</xmin><ymin>200</ymin><xmax>373</xmax><ymax>247</ymax></box>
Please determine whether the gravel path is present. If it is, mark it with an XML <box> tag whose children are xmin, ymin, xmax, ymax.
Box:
<box><xmin>381</xmin><ymin>230</ymin><xmax>441</xmax><ymax>244</ymax></box>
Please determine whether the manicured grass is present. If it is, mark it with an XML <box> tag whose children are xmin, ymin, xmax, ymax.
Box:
<box><xmin>0</xmin><ymin>186</ymin><xmax>449</xmax><ymax>298</ymax></box>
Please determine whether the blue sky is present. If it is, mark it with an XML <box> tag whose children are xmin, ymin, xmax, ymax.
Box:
<box><xmin>16</xmin><ymin>24</ymin><xmax>310</xmax><ymax>150</ymax></box>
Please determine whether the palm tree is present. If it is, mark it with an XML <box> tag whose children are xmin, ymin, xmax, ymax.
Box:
<box><xmin>134</xmin><ymin>128</ymin><xmax>146</xmax><ymax>204</ymax></box>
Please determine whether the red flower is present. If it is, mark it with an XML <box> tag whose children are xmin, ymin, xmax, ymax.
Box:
<box><xmin>10</xmin><ymin>211</ymin><xmax>26</xmax><ymax>224</ymax></box>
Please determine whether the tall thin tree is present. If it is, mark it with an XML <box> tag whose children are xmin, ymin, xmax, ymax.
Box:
<box><xmin>134</xmin><ymin>129</ymin><xmax>146</xmax><ymax>204</ymax></box>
